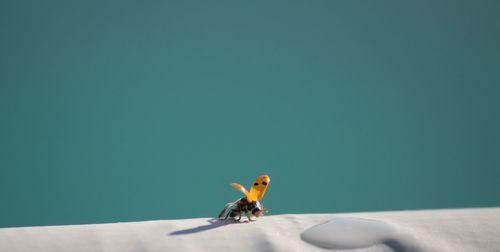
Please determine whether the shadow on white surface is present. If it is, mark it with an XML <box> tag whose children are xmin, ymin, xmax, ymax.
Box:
<box><xmin>169</xmin><ymin>218</ymin><xmax>245</xmax><ymax>236</ymax></box>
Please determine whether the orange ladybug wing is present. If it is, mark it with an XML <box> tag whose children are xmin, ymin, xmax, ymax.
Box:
<box><xmin>230</xmin><ymin>183</ymin><xmax>249</xmax><ymax>198</ymax></box>
<box><xmin>248</xmin><ymin>175</ymin><xmax>270</xmax><ymax>202</ymax></box>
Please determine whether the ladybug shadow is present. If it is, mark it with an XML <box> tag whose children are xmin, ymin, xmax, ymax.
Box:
<box><xmin>168</xmin><ymin>218</ymin><xmax>249</xmax><ymax>236</ymax></box>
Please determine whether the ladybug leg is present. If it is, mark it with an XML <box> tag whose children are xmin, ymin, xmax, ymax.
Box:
<box><xmin>247</xmin><ymin>212</ymin><xmax>255</xmax><ymax>221</ymax></box>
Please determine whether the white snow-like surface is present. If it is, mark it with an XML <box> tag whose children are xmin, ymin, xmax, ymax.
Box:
<box><xmin>1</xmin><ymin>208</ymin><xmax>499</xmax><ymax>252</ymax></box>
<box><xmin>302</xmin><ymin>217</ymin><xmax>404</xmax><ymax>250</ymax></box>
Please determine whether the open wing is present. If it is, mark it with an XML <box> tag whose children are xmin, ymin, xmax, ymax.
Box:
<box><xmin>248</xmin><ymin>175</ymin><xmax>270</xmax><ymax>202</ymax></box>
<box><xmin>218</xmin><ymin>201</ymin><xmax>238</xmax><ymax>219</ymax></box>
<box><xmin>230</xmin><ymin>175</ymin><xmax>270</xmax><ymax>203</ymax></box>
<box><xmin>230</xmin><ymin>183</ymin><xmax>249</xmax><ymax>198</ymax></box>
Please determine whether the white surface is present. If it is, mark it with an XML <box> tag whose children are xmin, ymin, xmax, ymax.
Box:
<box><xmin>1</xmin><ymin>208</ymin><xmax>499</xmax><ymax>252</ymax></box>
<box><xmin>301</xmin><ymin>217</ymin><xmax>400</xmax><ymax>250</ymax></box>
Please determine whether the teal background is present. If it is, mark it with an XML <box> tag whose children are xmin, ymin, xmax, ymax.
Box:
<box><xmin>1</xmin><ymin>1</ymin><xmax>499</xmax><ymax>228</ymax></box>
